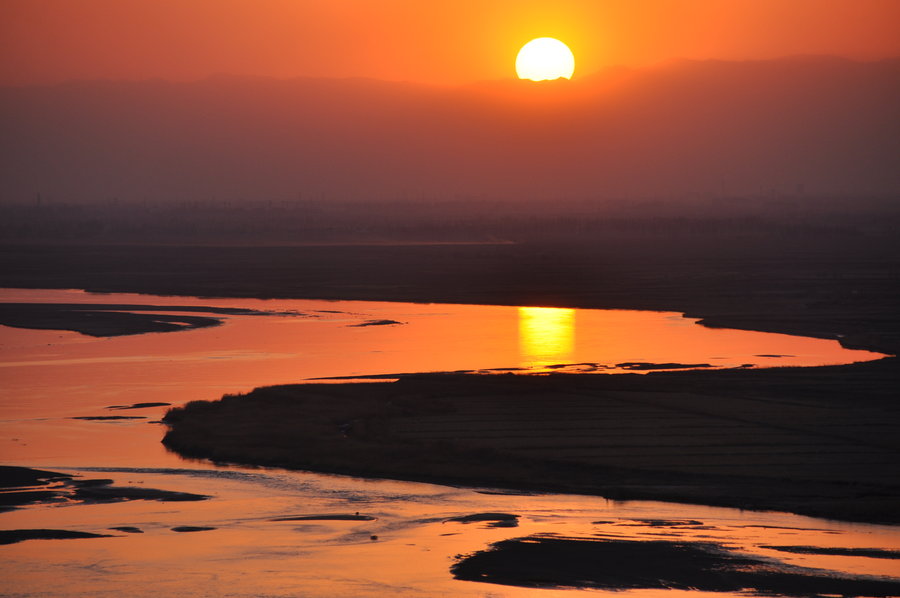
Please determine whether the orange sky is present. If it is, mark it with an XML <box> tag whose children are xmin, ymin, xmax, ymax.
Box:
<box><xmin>2</xmin><ymin>0</ymin><xmax>900</xmax><ymax>86</ymax></box>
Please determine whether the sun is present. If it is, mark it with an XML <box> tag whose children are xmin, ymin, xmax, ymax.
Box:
<box><xmin>515</xmin><ymin>38</ymin><xmax>575</xmax><ymax>81</ymax></box>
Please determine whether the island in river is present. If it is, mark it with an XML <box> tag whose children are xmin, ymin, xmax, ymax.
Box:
<box><xmin>162</xmin><ymin>360</ymin><xmax>900</xmax><ymax>525</ymax></box>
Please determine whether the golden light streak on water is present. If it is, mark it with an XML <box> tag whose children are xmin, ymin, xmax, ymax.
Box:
<box><xmin>518</xmin><ymin>307</ymin><xmax>576</xmax><ymax>367</ymax></box>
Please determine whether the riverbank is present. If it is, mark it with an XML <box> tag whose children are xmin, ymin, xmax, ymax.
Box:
<box><xmin>163</xmin><ymin>358</ymin><xmax>900</xmax><ymax>525</ymax></box>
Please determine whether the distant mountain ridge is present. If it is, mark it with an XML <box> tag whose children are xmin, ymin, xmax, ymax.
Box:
<box><xmin>2</xmin><ymin>56</ymin><xmax>898</xmax><ymax>203</ymax></box>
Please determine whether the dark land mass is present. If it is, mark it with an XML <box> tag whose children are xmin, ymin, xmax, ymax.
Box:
<box><xmin>761</xmin><ymin>545</ymin><xmax>900</xmax><ymax>559</ymax></box>
<box><xmin>72</xmin><ymin>415</ymin><xmax>147</xmax><ymax>421</ymax></box>
<box><xmin>447</xmin><ymin>513</ymin><xmax>520</xmax><ymax>524</ymax></box>
<box><xmin>0</xmin><ymin>302</ymin><xmax>291</xmax><ymax>336</ymax></box>
<box><xmin>0</xmin><ymin>466</ymin><xmax>71</xmax><ymax>488</ymax></box>
<box><xmin>447</xmin><ymin>513</ymin><xmax>520</xmax><ymax>528</ymax></box>
<box><xmin>3</xmin><ymin>236</ymin><xmax>900</xmax><ymax>523</ymax></box>
<box><xmin>0</xmin><ymin>465</ymin><xmax>209</xmax><ymax>511</ymax></box>
<box><xmin>107</xmin><ymin>402</ymin><xmax>172</xmax><ymax>410</ymax></box>
<box><xmin>163</xmin><ymin>362</ymin><xmax>900</xmax><ymax>525</ymax></box>
<box><xmin>0</xmin><ymin>529</ymin><xmax>113</xmax><ymax>545</ymax></box>
<box><xmin>348</xmin><ymin>319</ymin><xmax>404</xmax><ymax>327</ymax></box>
<box><xmin>622</xmin><ymin>519</ymin><xmax>705</xmax><ymax>527</ymax></box>
<box><xmin>170</xmin><ymin>526</ymin><xmax>215</xmax><ymax>533</ymax></box>
<box><xmin>271</xmin><ymin>514</ymin><xmax>376</xmax><ymax>522</ymax></box>
<box><xmin>309</xmin><ymin>370</ymin><xmax>478</xmax><ymax>381</ymax></box>
<box><xmin>0</xmin><ymin>490</ymin><xmax>59</xmax><ymax>508</ymax></box>
<box><xmin>616</xmin><ymin>362</ymin><xmax>712</xmax><ymax>370</ymax></box>
<box><xmin>450</xmin><ymin>535</ymin><xmax>900</xmax><ymax>596</ymax></box>
<box><xmin>71</xmin><ymin>484</ymin><xmax>208</xmax><ymax>503</ymax></box>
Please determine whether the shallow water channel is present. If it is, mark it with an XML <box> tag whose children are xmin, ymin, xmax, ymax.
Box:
<box><xmin>0</xmin><ymin>288</ymin><xmax>896</xmax><ymax>597</ymax></box>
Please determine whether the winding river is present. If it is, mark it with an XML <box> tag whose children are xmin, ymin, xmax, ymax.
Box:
<box><xmin>1</xmin><ymin>288</ymin><xmax>896</xmax><ymax>597</ymax></box>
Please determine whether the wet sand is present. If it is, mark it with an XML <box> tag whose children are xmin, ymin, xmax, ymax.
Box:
<box><xmin>163</xmin><ymin>359</ymin><xmax>900</xmax><ymax>525</ymax></box>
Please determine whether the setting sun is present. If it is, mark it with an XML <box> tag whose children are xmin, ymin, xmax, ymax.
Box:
<box><xmin>515</xmin><ymin>37</ymin><xmax>575</xmax><ymax>81</ymax></box>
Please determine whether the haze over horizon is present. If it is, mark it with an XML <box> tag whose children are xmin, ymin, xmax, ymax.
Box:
<box><xmin>2</xmin><ymin>55</ymin><xmax>898</xmax><ymax>206</ymax></box>
<box><xmin>2</xmin><ymin>0</ymin><xmax>898</xmax><ymax>229</ymax></box>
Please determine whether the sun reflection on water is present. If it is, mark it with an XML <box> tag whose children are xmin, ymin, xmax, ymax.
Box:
<box><xmin>518</xmin><ymin>307</ymin><xmax>576</xmax><ymax>368</ymax></box>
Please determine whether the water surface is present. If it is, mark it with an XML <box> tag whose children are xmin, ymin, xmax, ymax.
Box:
<box><xmin>0</xmin><ymin>288</ymin><xmax>895</xmax><ymax>597</ymax></box>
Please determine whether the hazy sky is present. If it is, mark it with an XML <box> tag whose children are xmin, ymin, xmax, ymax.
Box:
<box><xmin>3</xmin><ymin>0</ymin><xmax>900</xmax><ymax>85</ymax></box>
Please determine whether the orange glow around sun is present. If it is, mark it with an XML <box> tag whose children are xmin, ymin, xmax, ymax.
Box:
<box><xmin>1</xmin><ymin>1</ymin><xmax>900</xmax><ymax>85</ymax></box>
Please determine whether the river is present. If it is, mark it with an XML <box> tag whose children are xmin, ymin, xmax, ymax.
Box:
<box><xmin>1</xmin><ymin>288</ymin><xmax>896</xmax><ymax>597</ymax></box>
